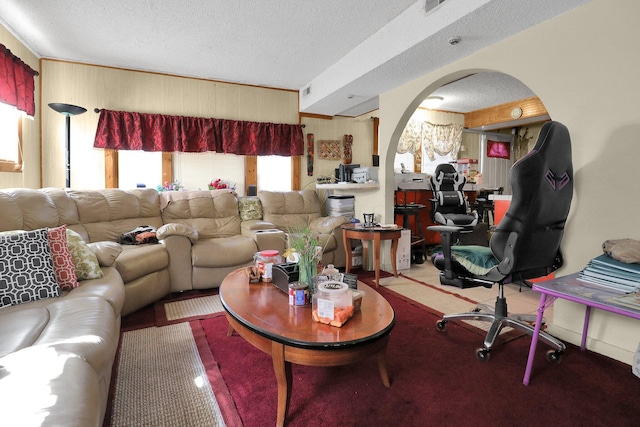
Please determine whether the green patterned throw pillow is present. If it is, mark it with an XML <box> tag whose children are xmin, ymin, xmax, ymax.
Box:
<box><xmin>65</xmin><ymin>229</ymin><xmax>104</xmax><ymax>280</ymax></box>
<box><xmin>238</xmin><ymin>197</ymin><xmax>263</xmax><ymax>221</ymax></box>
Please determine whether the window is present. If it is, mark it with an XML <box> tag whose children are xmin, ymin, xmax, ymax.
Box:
<box><xmin>118</xmin><ymin>150</ymin><xmax>163</xmax><ymax>190</ymax></box>
<box><xmin>257</xmin><ymin>155</ymin><xmax>291</xmax><ymax>191</ymax></box>
<box><xmin>0</xmin><ymin>102</ymin><xmax>22</xmax><ymax>172</ymax></box>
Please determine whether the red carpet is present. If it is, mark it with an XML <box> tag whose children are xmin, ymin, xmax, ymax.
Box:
<box><xmin>198</xmin><ymin>284</ymin><xmax>640</xmax><ymax>426</ymax></box>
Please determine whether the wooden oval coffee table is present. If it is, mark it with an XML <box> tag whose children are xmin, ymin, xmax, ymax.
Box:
<box><xmin>220</xmin><ymin>269</ymin><xmax>395</xmax><ymax>427</ymax></box>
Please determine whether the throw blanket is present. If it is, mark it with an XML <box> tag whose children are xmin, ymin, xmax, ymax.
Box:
<box><xmin>602</xmin><ymin>238</ymin><xmax>640</xmax><ymax>264</ymax></box>
<box><xmin>119</xmin><ymin>226</ymin><xmax>158</xmax><ymax>245</ymax></box>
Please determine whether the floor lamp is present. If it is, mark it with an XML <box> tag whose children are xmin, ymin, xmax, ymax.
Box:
<box><xmin>48</xmin><ymin>103</ymin><xmax>87</xmax><ymax>188</ymax></box>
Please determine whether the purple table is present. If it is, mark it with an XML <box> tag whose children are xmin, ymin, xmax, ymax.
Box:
<box><xmin>524</xmin><ymin>273</ymin><xmax>640</xmax><ymax>385</ymax></box>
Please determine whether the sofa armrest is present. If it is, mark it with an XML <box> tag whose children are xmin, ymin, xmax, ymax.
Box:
<box><xmin>241</xmin><ymin>219</ymin><xmax>277</xmax><ymax>232</ymax></box>
<box><xmin>87</xmin><ymin>241</ymin><xmax>123</xmax><ymax>267</ymax></box>
<box><xmin>157</xmin><ymin>223</ymin><xmax>199</xmax><ymax>243</ymax></box>
<box><xmin>310</xmin><ymin>215</ymin><xmax>351</xmax><ymax>234</ymax></box>
<box><xmin>162</xmin><ymin>235</ymin><xmax>194</xmax><ymax>292</ymax></box>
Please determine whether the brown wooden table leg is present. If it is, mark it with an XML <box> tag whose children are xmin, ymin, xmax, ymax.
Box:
<box><xmin>373</xmin><ymin>233</ymin><xmax>381</xmax><ymax>286</ymax></box>
<box><xmin>272</xmin><ymin>341</ymin><xmax>292</xmax><ymax>427</ymax></box>
<box><xmin>377</xmin><ymin>346</ymin><xmax>391</xmax><ymax>388</ymax></box>
<box><xmin>343</xmin><ymin>232</ymin><xmax>352</xmax><ymax>274</ymax></box>
<box><xmin>390</xmin><ymin>236</ymin><xmax>399</xmax><ymax>278</ymax></box>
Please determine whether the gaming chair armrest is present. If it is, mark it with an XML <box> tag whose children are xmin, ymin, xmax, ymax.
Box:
<box><xmin>427</xmin><ymin>225</ymin><xmax>463</xmax><ymax>234</ymax></box>
<box><xmin>495</xmin><ymin>231</ymin><xmax>518</xmax><ymax>275</ymax></box>
<box><xmin>427</xmin><ymin>225</ymin><xmax>462</xmax><ymax>281</ymax></box>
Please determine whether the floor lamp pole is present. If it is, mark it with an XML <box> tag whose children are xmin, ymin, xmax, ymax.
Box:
<box><xmin>48</xmin><ymin>103</ymin><xmax>87</xmax><ymax>188</ymax></box>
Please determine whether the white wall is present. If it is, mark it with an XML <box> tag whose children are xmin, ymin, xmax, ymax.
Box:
<box><xmin>376</xmin><ymin>0</ymin><xmax>640</xmax><ymax>363</ymax></box>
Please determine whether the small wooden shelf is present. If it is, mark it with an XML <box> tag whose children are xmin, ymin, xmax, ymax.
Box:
<box><xmin>315</xmin><ymin>182</ymin><xmax>380</xmax><ymax>191</ymax></box>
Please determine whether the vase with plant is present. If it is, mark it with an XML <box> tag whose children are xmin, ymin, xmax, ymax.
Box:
<box><xmin>286</xmin><ymin>227</ymin><xmax>323</xmax><ymax>295</ymax></box>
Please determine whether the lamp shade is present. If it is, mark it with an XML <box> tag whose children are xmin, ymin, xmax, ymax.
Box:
<box><xmin>49</xmin><ymin>103</ymin><xmax>86</xmax><ymax>188</ymax></box>
<box><xmin>48</xmin><ymin>103</ymin><xmax>87</xmax><ymax>116</ymax></box>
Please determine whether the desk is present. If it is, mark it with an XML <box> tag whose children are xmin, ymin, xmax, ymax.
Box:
<box><xmin>342</xmin><ymin>223</ymin><xmax>401</xmax><ymax>287</ymax></box>
<box><xmin>524</xmin><ymin>273</ymin><xmax>640</xmax><ymax>385</ymax></box>
<box><xmin>220</xmin><ymin>269</ymin><xmax>395</xmax><ymax>427</ymax></box>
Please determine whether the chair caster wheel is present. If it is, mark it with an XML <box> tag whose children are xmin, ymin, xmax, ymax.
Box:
<box><xmin>546</xmin><ymin>349</ymin><xmax>563</xmax><ymax>363</ymax></box>
<box><xmin>436</xmin><ymin>320</ymin><xmax>447</xmax><ymax>331</ymax></box>
<box><xmin>476</xmin><ymin>347</ymin><xmax>491</xmax><ymax>361</ymax></box>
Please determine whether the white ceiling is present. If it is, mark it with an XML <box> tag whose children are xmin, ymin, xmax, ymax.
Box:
<box><xmin>0</xmin><ymin>0</ymin><xmax>591</xmax><ymax>117</ymax></box>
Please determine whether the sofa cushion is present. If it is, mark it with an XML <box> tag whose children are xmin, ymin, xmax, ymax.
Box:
<box><xmin>0</xmin><ymin>229</ymin><xmax>61</xmax><ymax>309</ymax></box>
<box><xmin>48</xmin><ymin>225</ymin><xmax>80</xmax><ymax>290</ymax></box>
<box><xmin>30</xmin><ymin>296</ymin><xmax>119</xmax><ymax>378</ymax></box>
<box><xmin>115</xmin><ymin>244</ymin><xmax>169</xmax><ymax>283</ymax></box>
<box><xmin>0</xmin><ymin>347</ymin><xmax>102</xmax><ymax>427</ymax></box>
<box><xmin>160</xmin><ymin>191</ymin><xmax>241</xmax><ymax>238</ymax></box>
<box><xmin>259</xmin><ymin>190</ymin><xmax>323</xmax><ymax>233</ymax></box>
<box><xmin>0</xmin><ymin>305</ymin><xmax>49</xmax><ymax>357</ymax></box>
<box><xmin>192</xmin><ymin>236</ymin><xmax>256</xmax><ymax>268</ymax></box>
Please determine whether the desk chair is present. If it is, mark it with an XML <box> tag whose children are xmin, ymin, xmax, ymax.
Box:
<box><xmin>429</xmin><ymin>121</ymin><xmax>572</xmax><ymax>361</ymax></box>
<box><xmin>473</xmin><ymin>187</ymin><xmax>503</xmax><ymax>225</ymax></box>
<box><xmin>429</xmin><ymin>163</ymin><xmax>478</xmax><ymax>227</ymax></box>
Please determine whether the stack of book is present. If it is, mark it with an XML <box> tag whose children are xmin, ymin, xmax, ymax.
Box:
<box><xmin>578</xmin><ymin>254</ymin><xmax>640</xmax><ymax>293</ymax></box>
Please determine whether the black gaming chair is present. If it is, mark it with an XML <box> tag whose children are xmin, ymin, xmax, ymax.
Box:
<box><xmin>429</xmin><ymin>163</ymin><xmax>478</xmax><ymax>227</ymax></box>
<box><xmin>429</xmin><ymin>121</ymin><xmax>573</xmax><ymax>361</ymax></box>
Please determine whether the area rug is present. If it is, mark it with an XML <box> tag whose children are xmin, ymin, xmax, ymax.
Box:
<box><xmin>164</xmin><ymin>294</ymin><xmax>224</xmax><ymax>322</ymax></box>
<box><xmin>198</xmin><ymin>285</ymin><xmax>640</xmax><ymax>427</ymax></box>
<box><xmin>105</xmin><ymin>322</ymin><xmax>241</xmax><ymax>427</ymax></box>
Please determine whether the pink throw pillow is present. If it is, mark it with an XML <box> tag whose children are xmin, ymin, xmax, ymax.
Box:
<box><xmin>47</xmin><ymin>225</ymin><xmax>79</xmax><ymax>290</ymax></box>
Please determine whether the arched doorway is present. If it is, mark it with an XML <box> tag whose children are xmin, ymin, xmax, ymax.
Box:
<box><xmin>388</xmin><ymin>70</ymin><xmax>551</xmax><ymax>247</ymax></box>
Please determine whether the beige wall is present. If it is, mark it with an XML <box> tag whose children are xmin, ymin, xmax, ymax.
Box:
<box><xmin>378</xmin><ymin>0</ymin><xmax>640</xmax><ymax>363</ymax></box>
<box><xmin>40</xmin><ymin>60</ymin><xmax>300</xmax><ymax>191</ymax></box>
<box><xmin>300</xmin><ymin>113</ymin><xmax>376</xmax><ymax>218</ymax></box>
<box><xmin>0</xmin><ymin>25</ymin><xmax>40</xmax><ymax>189</ymax></box>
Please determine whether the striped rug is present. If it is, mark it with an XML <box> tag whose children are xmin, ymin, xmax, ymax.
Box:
<box><xmin>108</xmin><ymin>323</ymin><xmax>227</xmax><ymax>427</ymax></box>
<box><xmin>164</xmin><ymin>295</ymin><xmax>225</xmax><ymax>321</ymax></box>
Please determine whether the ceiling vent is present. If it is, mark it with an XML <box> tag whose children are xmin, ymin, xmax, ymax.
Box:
<box><xmin>425</xmin><ymin>0</ymin><xmax>445</xmax><ymax>14</ymax></box>
<box><xmin>302</xmin><ymin>86</ymin><xmax>311</xmax><ymax>97</ymax></box>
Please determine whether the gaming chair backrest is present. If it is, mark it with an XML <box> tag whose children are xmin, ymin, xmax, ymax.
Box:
<box><xmin>490</xmin><ymin>121</ymin><xmax>573</xmax><ymax>279</ymax></box>
<box><xmin>430</xmin><ymin>163</ymin><xmax>469</xmax><ymax>219</ymax></box>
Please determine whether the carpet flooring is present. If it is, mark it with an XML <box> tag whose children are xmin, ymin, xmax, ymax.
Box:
<box><xmin>111</xmin><ymin>273</ymin><xmax>640</xmax><ymax>427</ymax></box>
<box><xmin>200</xmin><ymin>285</ymin><xmax>640</xmax><ymax>426</ymax></box>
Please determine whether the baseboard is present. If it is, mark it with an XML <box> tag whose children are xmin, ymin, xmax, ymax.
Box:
<box><xmin>547</xmin><ymin>325</ymin><xmax>635</xmax><ymax>365</ymax></box>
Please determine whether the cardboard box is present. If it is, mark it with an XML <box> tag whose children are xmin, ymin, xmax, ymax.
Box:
<box><xmin>396</xmin><ymin>229</ymin><xmax>411</xmax><ymax>270</ymax></box>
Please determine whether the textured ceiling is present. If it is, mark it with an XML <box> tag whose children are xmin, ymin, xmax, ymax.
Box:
<box><xmin>0</xmin><ymin>0</ymin><xmax>591</xmax><ymax>116</ymax></box>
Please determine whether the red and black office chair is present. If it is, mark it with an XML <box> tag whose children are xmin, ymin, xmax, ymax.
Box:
<box><xmin>429</xmin><ymin>121</ymin><xmax>572</xmax><ymax>361</ymax></box>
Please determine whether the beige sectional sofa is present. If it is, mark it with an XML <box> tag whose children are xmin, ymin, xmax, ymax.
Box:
<box><xmin>257</xmin><ymin>190</ymin><xmax>351</xmax><ymax>268</ymax></box>
<box><xmin>0</xmin><ymin>186</ymin><xmax>348</xmax><ymax>427</ymax></box>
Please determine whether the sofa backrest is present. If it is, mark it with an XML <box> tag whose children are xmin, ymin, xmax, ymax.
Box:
<box><xmin>258</xmin><ymin>190</ymin><xmax>322</xmax><ymax>233</ymax></box>
<box><xmin>159</xmin><ymin>190</ymin><xmax>241</xmax><ymax>238</ymax></box>
<box><xmin>0</xmin><ymin>188</ymin><xmax>164</xmax><ymax>242</ymax></box>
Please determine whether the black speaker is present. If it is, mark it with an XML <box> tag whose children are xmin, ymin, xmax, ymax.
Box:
<box><xmin>372</xmin><ymin>154</ymin><xmax>380</xmax><ymax>167</ymax></box>
<box><xmin>247</xmin><ymin>185</ymin><xmax>257</xmax><ymax>196</ymax></box>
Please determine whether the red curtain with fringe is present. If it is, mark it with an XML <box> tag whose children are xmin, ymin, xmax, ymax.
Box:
<box><xmin>93</xmin><ymin>109</ymin><xmax>304</xmax><ymax>156</ymax></box>
<box><xmin>0</xmin><ymin>44</ymin><xmax>38</xmax><ymax>116</ymax></box>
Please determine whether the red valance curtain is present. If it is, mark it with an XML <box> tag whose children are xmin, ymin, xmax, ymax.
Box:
<box><xmin>0</xmin><ymin>44</ymin><xmax>38</xmax><ymax>116</ymax></box>
<box><xmin>93</xmin><ymin>109</ymin><xmax>304</xmax><ymax>156</ymax></box>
